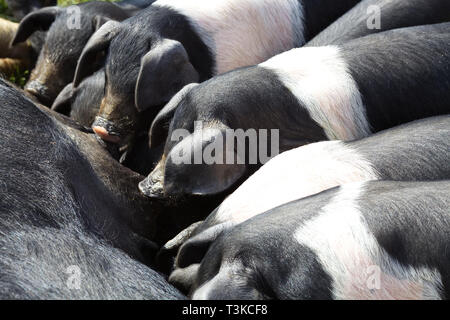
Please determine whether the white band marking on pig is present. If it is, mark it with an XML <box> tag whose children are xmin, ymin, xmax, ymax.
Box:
<box><xmin>216</xmin><ymin>141</ymin><xmax>379</xmax><ymax>225</ymax></box>
<box><xmin>154</xmin><ymin>0</ymin><xmax>305</xmax><ymax>75</ymax></box>
<box><xmin>261</xmin><ymin>46</ymin><xmax>371</xmax><ymax>141</ymax></box>
<box><xmin>294</xmin><ymin>182</ymin><xmax>443</xmax><ymax>300</ymax></box>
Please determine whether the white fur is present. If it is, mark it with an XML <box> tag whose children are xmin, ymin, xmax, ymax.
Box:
<box><xmin>261</xmin><ymin>46</ymin><xmax>371</xmax><ymax>140</ymax></box>
<box><xmin>154</xmin><ymin>0</ymin><xmax>305</xmax><ymax>74</ymax></box>
<box><xmin>294</xmin><ymin>182</ymin><xmax>443</xmax><ymax>300</ymax></box>
<box><xmin>216</xmin><ymin>141</ymin><xmax>379</xmax><ymax>225</ymax></box>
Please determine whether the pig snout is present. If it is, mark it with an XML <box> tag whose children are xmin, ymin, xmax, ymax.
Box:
<box><xmin>139</xmin><ymin>161</ymin><xmax>166</xmax><ymax>198</ymax></box>
<box><xmin>92</xmin><ymin>116</ymin><xmax>122</xmax><ymax>144</ymax></box>
<box><xmin>138</xmin><ymin>174</ymin><xmax>165</xmax><ymax>199</ymax></box>
<box><xmin>24</xmin><ymin>80</ymin><xmax>52</xmax><ymax>106</ymax></box>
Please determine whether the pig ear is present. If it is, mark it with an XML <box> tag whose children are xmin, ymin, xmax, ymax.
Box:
<box><xmin>51</xmin><ymin>83</ymin><xmax>74</xmax><ymax>116</ymax></box>
<box><xmin>149</xmin><ymin>83</ymin><xmax>198</xmax><ymax>149</ymax></box>
<box><xmin>11</xmin><ymin>7</ymin><xmax>61</xmax><ymax>45</ymax></box>
<box><xmin>73</xmin><ymin>20</ymin><xmax>120</xmax><ymax>87</ymax></box>
<box><xmin>156</xmin><ymin>220</ymin><xmax>204</xmax><ymax>274</ymax></box>
<box><xmin>93</xmin><ymin>15</ymin><xmax>114</xmax><ymax>31</ymax></box>
<box><xmin>176</xmin><ymin>222</ymin><xmax>233</xmax><ymax>268</ymax></box>
<box><xmin>164</xmin><ymin>129</ymin><xmax>247</xmax><ymax>196</ymax></box>
<box><xmin>135</xmin><ymin>38</ymin><xmax>199</xmax><ymax>112</ymax></box>
<box><xmin>185</xmin><ymin>160</ymin><xmax>246</xmax><ymax>196</ymax></box>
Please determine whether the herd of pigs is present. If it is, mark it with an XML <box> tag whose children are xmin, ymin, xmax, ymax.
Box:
<box><xmin>0</xmin><ymin>0</ymin><xmax>449</xmax><ymax>300</ymax></box>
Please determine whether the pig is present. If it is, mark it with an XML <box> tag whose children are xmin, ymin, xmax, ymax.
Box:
<box><xmin>0</xmin><ymin>78</ymin><xmax>185</xmax><ymax>299</ymax></box>
<box><xmin>140</xmin><ymin>23</ymin><xmax>450</xmax><ymax>203</ymax></box>
<box><xmin>191</xmin><ymin>180</ymin><xmax>450</xmax><ymax>300</ymax></box>
<box><xmin>73</xmin><ymin>0</ymin><xmax>361</xmax><ymax>152</ymax></box>
<box><xmin>10</xmin><ymin>2</ymin><xmax>132</xmax><ymax>106</ymax></box>
<box><xmin>166</xmin><ymin>116</ymin><xmax>450</xmax><ymax>291</ymax></box>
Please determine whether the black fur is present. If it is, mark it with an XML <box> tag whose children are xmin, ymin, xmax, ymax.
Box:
<box><xmin>115</xmin><ymin>0</ymin><xmax>156</xmax><ymax>14</ymax></box>
<box><xmin>340</xmin><ymin>24</ymin><xmax>450</xmax><ymax>131</ymax></box>
<box><xmin>107</xmin><ymin>5</ymin><xmax>214</xmax><ymax>98</ymax></box>
<box><xmin>138</xmin><ymin>64</ymin><xmax>325</xmax><ymax>204</ymax></box>
<box><xmin>50</xmin><ymin>66</ymin><xmax>168</xmax><ymax>176</ymax></box>
<box><xmin>143</xmin><ymin>23</ymin><xmax>450</xmax><ymax>202</ymax></box>
<box><xmin>0</xmin><ymin>79</ymin><xmax>185</xmax><ymax>298</ymax></box>
<box><xmin>5</xmin><ymin>0</ymin><xmax>56</xmax><ymax>57</ymax></box>
<box><xmin>301</xmin><ymin>0</ymin><xmax>361</xmax><ymax>41</ymax></box>
<box><xmin>13</xmin><ymin>2</ymin><xmax>131</xmax><ymax>105</ymax></box>
<box><xmin>308</xmin><ymin>0</ymin><xmax>450</xmax><ymax>46</ymax></box>
<box><xmin>359</xmin><ymin>182</ymin><xmax>450</xmax><ymax>300</ymax></box>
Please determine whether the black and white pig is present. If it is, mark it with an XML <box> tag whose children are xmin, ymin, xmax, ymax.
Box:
<box><xmin>73</xmin><ymin>0</ymin><xmax>361</xmax><ymax>150</ymax></box>
<box><xmin>140</xmin><ymin>23</ymin><xmax>450</xmax><ymax>202</ymax></box>
<box><xmin>0</xmin><ymin>78</ymin><xmax>184</xmax><ymax>299</ymax></box>
<box><xmin>165</xmin><ymin>116</ymin><xmax>450</xmax><ymax>291</ymax></box>
<box><xmin>191</xmin><ymin>180</ymin><xmax>450</xmax><ymax>300</ymax></box>
<box><xmin>307</xmin><ymin>0</ymin><xmax>450</xmax><ymax>46</ymax></box>
<box><xmin>10</xmin><ymin>1</ymin><xmax>132</xmax><ymax>105</ymax></box>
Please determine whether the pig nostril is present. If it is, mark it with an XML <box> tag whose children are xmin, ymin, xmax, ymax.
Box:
<box><xmin>25</xmin><ymin>87</ymin><xmax>41</xmax><ymax>99</ymax></box>
<box><xmin>92</xmin><ymin>126</ymin><xmax>121</xmax><ymax>143</ymax></box>
<box><xmin>25</xmin><ymin>87</ymin><xmax>38</xmax><ymax>94</ymax></box>
<box><xmin>25</xmin><ymin>84</ymin><xmax>52</xmax><ymax>106</ymax></box>
<box><xmin>138</xmin><ymin>178</ymin><xmax>165</xmax><ymax>199</ymax></box>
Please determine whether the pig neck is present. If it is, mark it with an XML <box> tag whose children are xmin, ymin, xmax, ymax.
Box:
<box><xmin>154</xmin><ymin>0</ymin><xmax>305</xmax><ymax>75</ymax></box>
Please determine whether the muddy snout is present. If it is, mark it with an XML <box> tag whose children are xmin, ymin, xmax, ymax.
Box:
<box><xmin>92</xmin><ymin>116</ymin><xmax>123</xmax><ymax>144</ymax></box>
<box><xmin>24</xmin><ymin>80</ymin><xmax>53</xmax><ymax>106</ymax></box>
<box><xmin>139</xmin><ymin>166</ymin><xmax>165</xmax><ymax>199</ymax></box>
